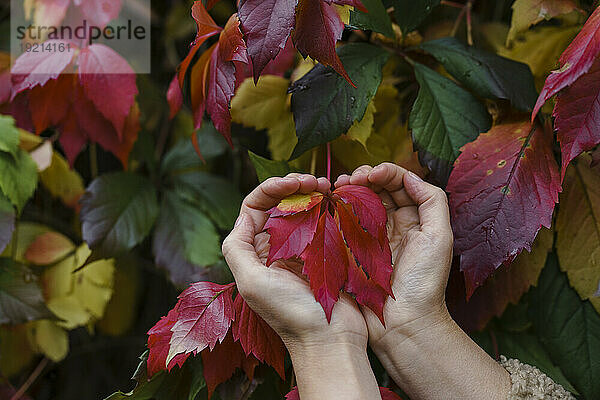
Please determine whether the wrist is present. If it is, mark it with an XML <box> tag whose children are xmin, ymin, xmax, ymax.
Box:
<box><xmin>289</xmin><ymin>342</ymin><xmax>380</xmax><ymax>400</ymax></box>
<box><xmin>372</xmin><ymin>304</ymin><xmax>453</xmax><ymax>353</ymax></box>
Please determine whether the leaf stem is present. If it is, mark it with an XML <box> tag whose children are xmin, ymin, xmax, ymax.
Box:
<box><xmin>326</xmin><ymin>143</ymin><xmax>331</xmax><ymax>182</ymax></box>
<box><xmin>10</xmin><ymin>357</ymin><xmax>49</xmax><ymax>400</ymax></box>
<box><xmin>441</xmin><ymin>0</ymin><xmax>465</xmax><ymax>8</ymax></box>
<box><xmin>466</xmin><ymin>0</ymin><xmax>474</xmax><ymax>46</ymax></box>
<box><xmin>310</xmin><ymin>148</ymin><xmax>318</xmax><ymax>176</ymax></box>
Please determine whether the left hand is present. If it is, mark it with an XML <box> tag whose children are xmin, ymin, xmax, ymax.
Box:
<box><xmin>222</xmin><ymin>174</ymin><xmax>368</xmax><ymax>354</ymax></box>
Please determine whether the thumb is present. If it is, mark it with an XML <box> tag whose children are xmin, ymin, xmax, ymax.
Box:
<box><xmin>222</xmin><ymin>213</ymin><xmax>265</xmax><ymax>282</ymax></box>
<box><xmin>403</xmin><ymin>172</ymin><xmax>451</xmax><ymax>234</ymax></box>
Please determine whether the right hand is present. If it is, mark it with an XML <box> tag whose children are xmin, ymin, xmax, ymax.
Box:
<box><xmin>335</xmin><ymin>163</ymin><xmax>455</xmax><ymax>349</ymax></box>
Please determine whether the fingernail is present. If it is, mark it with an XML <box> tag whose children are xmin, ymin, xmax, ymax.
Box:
<box><xmin>234</xmin><ymin>215</ymin><xmax>244</xmax><ymax>228</ymax></box>
<box><xmin>407</xmin><ymin>171</ymin><xmax>423</xmax><ymax>182</ymax></box>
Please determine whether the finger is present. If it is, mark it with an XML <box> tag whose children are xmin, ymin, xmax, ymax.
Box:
<box><xmin>316</xmin><ymin>177</ymin><xmax>331</xmax><ymax>193</ymax></box>
<box><xmin>222</xmin><ymin>214</ymin><xmax>267</xmax><ymax>284</ymax></box>
<box><xmin>367</xmin><ymin>163</ymin><xmax>407</xmax><ymax>194</ymax></box>
<box><xmin>241</xmin><ymin>176</ymin><xmax>301</xmax><ymax>231</ymax></box>
<box><xmin>348</xmin><ymin>165</ymin><xmax>373</xmax><ymax>186</ymax></box>
<box><xmin>334</xmin><ymin>174</ymin><xmax>350</xmax><ymax>188</ymax></box>
<box><xmin>403</xmin><ymin>172</ymin><xmax>451</xmax><ymax>234</ymax></box>
<box><xmin>291</xmin><ymin>173</ymin><xmax>319</xmax><ymax>194</ymax></box>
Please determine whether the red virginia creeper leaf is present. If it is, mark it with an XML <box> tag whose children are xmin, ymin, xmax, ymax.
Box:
<box><xmin>336</xmin><ymin>201</ymin><xmax>392</xmax><ymax>295</ymax></box>
<box><xmin>286</xmin><ymin>386</ymin><xmax>402</xmax><ymax>400</ymax></box>
<box><xmin>177</xmin><ymin>1</ymin><xmax>222</xmax><ymax>87</ymax></box>
<box><xmin>78</xmin><ymin>44</ymin><xmax>138</xmax><ymax>139</ymax></box>
<box><xmin>293</xmin><ymin>0</ymin><xmax>352</xmax><ymax>85</ymax></box>
<box><xmin>146</xmin><ymin>306</ymin><xmax>191</xmax><ymax>376</ymax></box>
<box><xmin>167</xmin><ymin>282</ymin><xmax>236</xmax><ymax>366</ymax></box>
<box><xmin>345</xmin><ymin>246</ymin><xmax>387</xmax><ymax>324</ymax></box>
<box><xmin>554</xmin><ymin>57</ymin><xmax>600</xmax><ymax>179</ymax></box>
<box><xmin>301</xmin><ymin>211</ymin><xmax>349</xmax><ymax>321</ymax></box>
<box><xmin>11</xmin><ymin>40</ymin><xmax>75</xmax><ymax>98</ymax></box>
<box><xmin>190</xmin><ymin>43</ymin><xmax>217</xmax><ymax>130</ymax></box>
<box><xmin>24</xmin><ymin>231</ymin><xmax>75</xmax><ymax>265</ymax></box>
<box><xmin>447</xmin><ymin>121</ymin><xmax>561</xmax><ymax>298</ymax></box>
<box><xmin>205</xmin><ymin>14</ymin><xmax>248</xmax><ymax>144</ymax></box>
<box><xmin>238</xmin><ymin>0</ymin><xmax>297</xmax><ymax>82</ymax></box>
<box><xmin>201</xmin><ymin>332</ymin><xmax>259</xmax><ymax>399</ymax></box>
<box><xmin>167</xmin><ymin>74</ymin><xmax>183</xmax><ymax>119</ymax></box>
<box><xmin>28</xmin><ymin>74</ymin><xmax>72</xmax><ymax>134</ymax></box>
<box><xmin>264</xmin><ymin>202</ymin><xmax>321</xmax><ymax>265</ymax></box>
<box><xmin>74</xmin><ymin>0</ymin><xmax>122</xmax><ymax>28</ymax></box>
<box><xmin>533</xmin><ymin>6</ymin><xmax>600</xmax><ymax>119</ymax></box>
<box><xmin>232</xmin><ymin>294</ymin><xmax>286</xmax><ymax>378</ymax></box>
<box><xmin>32</xmin><ymin>0</ymin><xmax>70</xmax><ymax>27</ymax></box>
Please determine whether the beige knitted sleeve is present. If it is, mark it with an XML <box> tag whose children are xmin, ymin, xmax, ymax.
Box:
<box><xmin>499</xmin><ymin>356</ymin><xmax>575</xmax><ymax>400</ymax></box>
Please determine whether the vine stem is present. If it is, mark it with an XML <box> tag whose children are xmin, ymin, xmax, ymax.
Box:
<box><xmin>326</xmin><ymin>142</ymin><xmax>331</xmax><ymax>182</ymax></box>
<box><xmin>10</xmin><ymin>358</ymin><xmax>49</xmax><ymax>400</ymax></box>
<box><xmin>89</xmin><ymin>142</ymin><xmax>98</xmax><ymax>179</ymax></box>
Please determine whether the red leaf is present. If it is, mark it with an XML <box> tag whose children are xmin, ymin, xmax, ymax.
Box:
<box><xmin>293</xmin><ymin>0</ymin><xmax>352</xmax><ymax>85</ymax></box>
<box><xmin>345</xmin><ymin>246</ymin><xmax>387</xmax><ymax>325</ymax></box>
<box><xmin>447</xmin><ymin>122</ymin><xmax>561</xmax><ymax>298</ymax></box>
<box><xmin>232</xmin><ymin>294</ymin><xmax>286</xmax><ymax>378</ymax></box>
<box><xmin>301</xmin><ymin>211</ymin><xmax>349</xmax><ymax>321</ymax></box>
<box><xmin>32</xmin><ymin>0</ymin><xmax>70</xmax><ymax>27</ymax></box>
<box><xmin>336</xmin><ymin>201</ymin><xmax>392</xmax><ymax>295</ymax></box>
<box><xmin>74</xmin><ymin>0</ymin><xmax>122</xmax><ymax>28</ymax></box>
<box><xmin>146</xmin><ymin>306</ymin><xmax>191</xmax><ymax>376</ymax></box>
<box><xmin>265</xmin><ymin>187</ymin><xmax>393</xmax><ymax>322</ymax></box>
<box><xmin>177</xmin><ymin>1</ymin><xmax>222</xmax><ymax>87</ymax></box>
<box><xmin>78</xmin><ymin>44</ymin><xmax>138</xmax><ymax>139</ymax></box>
<box><xmin>286</xmin><ymin>386</ymin><xmax>402</xmax><ymax>400</ymax></box>
<box><xmin>533</xmin><ymin>6</ymin><xmax>600</xmax><ymax>119</ymax></box>
<box><xmin>201</xmin><ymin>332</ymin><xmax>259</xmax><ymax>399</ymax></box>
<box><xmin>24</xmin><ymin>231</ymin><xmax>74</xmax><ymax>265</ymax></box>
<box><xmin>190</xmin><ymin>43</ymin><xmax>217</xmax><ymax>129</ymax></box>
<box><xmin>0</xmin><ymin>70</ymin><xmax>10</xmax><ymax>104</ymax></box>
<box><xmin>166</xmin><ymin>282</ymin><xmax>236</xmax><ymax>366</ymax></box>
<box><xmin>264</xmin><ymin>204</ymin><xmax>321</xmax><ymax>265</ymax></box>
<box><xmin>167</xmin><ymin>75</ymin><xmax>183</xmax><ymax>119</ymax></box>
<box><xmin>334</xmin><ymin>185</ymin><xmax>388</xmax><ymax>249</ymax></box>
<box><xmin>205</xmin><ymin>15</ymin><xmax>248</xmax><ymax>144</ymax></box>
<box><xmin>554</xmin><ymin>57</ymin><xmax>600</xmax><ymax>179</ymax></box>
<box><xmin>28</xmin><ymin>74</ymin><xmax>73</xmax><ymax>134</ymax></box>
<box><xmin>11</xmin><ymin>40</ymin><xmax>76</xmax><ymax>97</ymax></box>
<box><xmin>238</xmin><ymin>0</ymin><xmax>297</xmax><ymax>81</ymax></box>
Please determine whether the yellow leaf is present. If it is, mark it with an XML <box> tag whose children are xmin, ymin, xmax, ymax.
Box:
<box><xmin>291</xmin><ymin>58</ymin><xmax>317</xmax><ymax>82</ymax></box>
<box><xmin>46</xmin><ymin>296</ymin><xmax>91</xmax><ymax>329</ymax></box>
<box><xmin>42</xmin><ymin>244</ymin><xmax>91</xmax><ymax>300</ymax></box>
<box><xmin>510</xmin><ymin>226</ymin><xmax>554</xmax><ymax>288</ymax></box>
<box><xmin>19</xmin><ymin>129</ymin><xmax>43</xmax><ymax>152</ymax></box>
<box><xmin>26</xmin><ymin>320</ymin><xmax>68</xmax><ymax>362</ymax></box>
<box><xmin>72</xmin><ymin>259</ymin><xmax>115</xmax><ymax>319</ymax></box>
<box><xmin>24</xmin><ymin>231</ymin><xmax>75</xmax><ymax>266</ymax></box>
<box><xmin>346</xmin><ymin>100</ymin><xmax>376</xmax><ymax>148</ymax></box>
<box><xmin>0</xmin><ymin>325</ymin><xmax>35</xmax><ymax>377</ymax></box>
<box><xmin>97</xmin><ymin>259</ymin><xmax>139</xmax><ymax>336</ymax></box>
<box><xmin>231</xmin><ymin>75</ymin><xmax>297</xmax><ymax>160</ymax></box>
<box><xmin>40</xmin><ymin>152</ymin><xmax>85</xmax><ymax>209</ymax></box>
<box><xmin>557</xmin><ymin>155</ymin><xmax>600</xmax><ymax>313</ymax></box>
<box><xmin>507</xmin><ymin>0</ymin><xmax>578</xmax><ymax>45</ymax></box>
<box><xmin>495</xmin><ymin>25</ymin><xmax>580</xmax><ymax>89</ymax></box>
<box><xmin>335</xmin><ymin>5</ymin><xmax>352</xmax><ymax>25</ymax></box>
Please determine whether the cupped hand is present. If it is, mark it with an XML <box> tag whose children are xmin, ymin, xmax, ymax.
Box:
<box><xmin>222</xmin><ymin>174</ymin><xmax>368</xmax><ymax>355</ymax></box>
<box><xmin>335</xmin><ymin>163</ymin><xmax>454</xmax><ymax>348</ymax></box>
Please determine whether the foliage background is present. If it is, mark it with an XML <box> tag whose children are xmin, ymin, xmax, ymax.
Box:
<box><xmin>0</xmin><ymin>0</ymin><xmax>599</xmax><ymax>399</ymax></box>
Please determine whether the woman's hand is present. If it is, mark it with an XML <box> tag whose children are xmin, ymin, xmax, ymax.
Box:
<box><xmin>222</xmin><ymin>174</ymin><xmax>380</xmax><ymax>400</ymax></box>
<box><xmin>335</xmin><ymin>163</ymin><xmax>454</xmax><ymax>344</ymax></box>
<box><xmin>335</xmin><ymin>163</ymin><xmax>511</xmax><ymax>400</ymax></box>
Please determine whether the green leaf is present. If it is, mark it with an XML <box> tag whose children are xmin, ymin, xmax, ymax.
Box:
<box><xmin>350</xmin><ymin>0</ymin><xmax>394</xmax><ymax>37</ymax></box>
<box><xmin>248</xmin><ymin>151</ymin><xmax>296</xmax><ymax>182</ymax></box>
<box><xmin>105</xmin><ymin>351</ymin><xmax>205</xmax><ymax>400</ymax></box>
<box><xmin>0</xmin><ymin>116</ymin><xmax>20</xmax><ymax>157</ymax></box>
<box><xmin>161</xmin><ymin>123</ymin><xmax>227</xmax><ymax>176</ymax></box>
<box><xmin>153</xmin><ymin>191</ymin><xmax>221</xmax><ymax>287</ymax></box>
<box><xmin>0</xmin><ymin>149</ymin><xmax>38</xmax><ymax>213</ymax></box>
<box><xmin>420</xmin><ymin>37</ymin><xmax>538</xmax><ymax>111</ymax></box>
<box><xmin>80</xmin><ymin>172</ymin><xmax>159</xmax><ymax>257</ymax></box>
<box><xmin>0</xmin><ymin>258</ymin><xmax>54</xmax><ymax>324</ymax></box>
<box><xmin>0</xmin><ymin>192</ymin><xmax>15</xmax><ymax>254</ymax></box>
<box><xmin>289</xmin><ymin>43</ymin><xmax>389</xmax><ymax>159</ymax></box>
<box><xmin>170</xmin><ymin>172</ymin><xmax>242</xmax><ymax>230</ymax></box>
<box><xmin>493</xmin><ymin>331</ymin><xmax>578</xmax><ymax>395</ymax></box>
<box><xmin>409</xmin><ymin>63</ymin><xmax>491</xmax><ymax>185</ymax></box>
<box><xmin>528</xmin><ymin>254</ymin><xmax>600</xmax><ymax>399</ymax></box>
<box><xmin>387</xmin><ymin>0</ymin><xmax>440</xmax><ymax>34</ymax></box>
